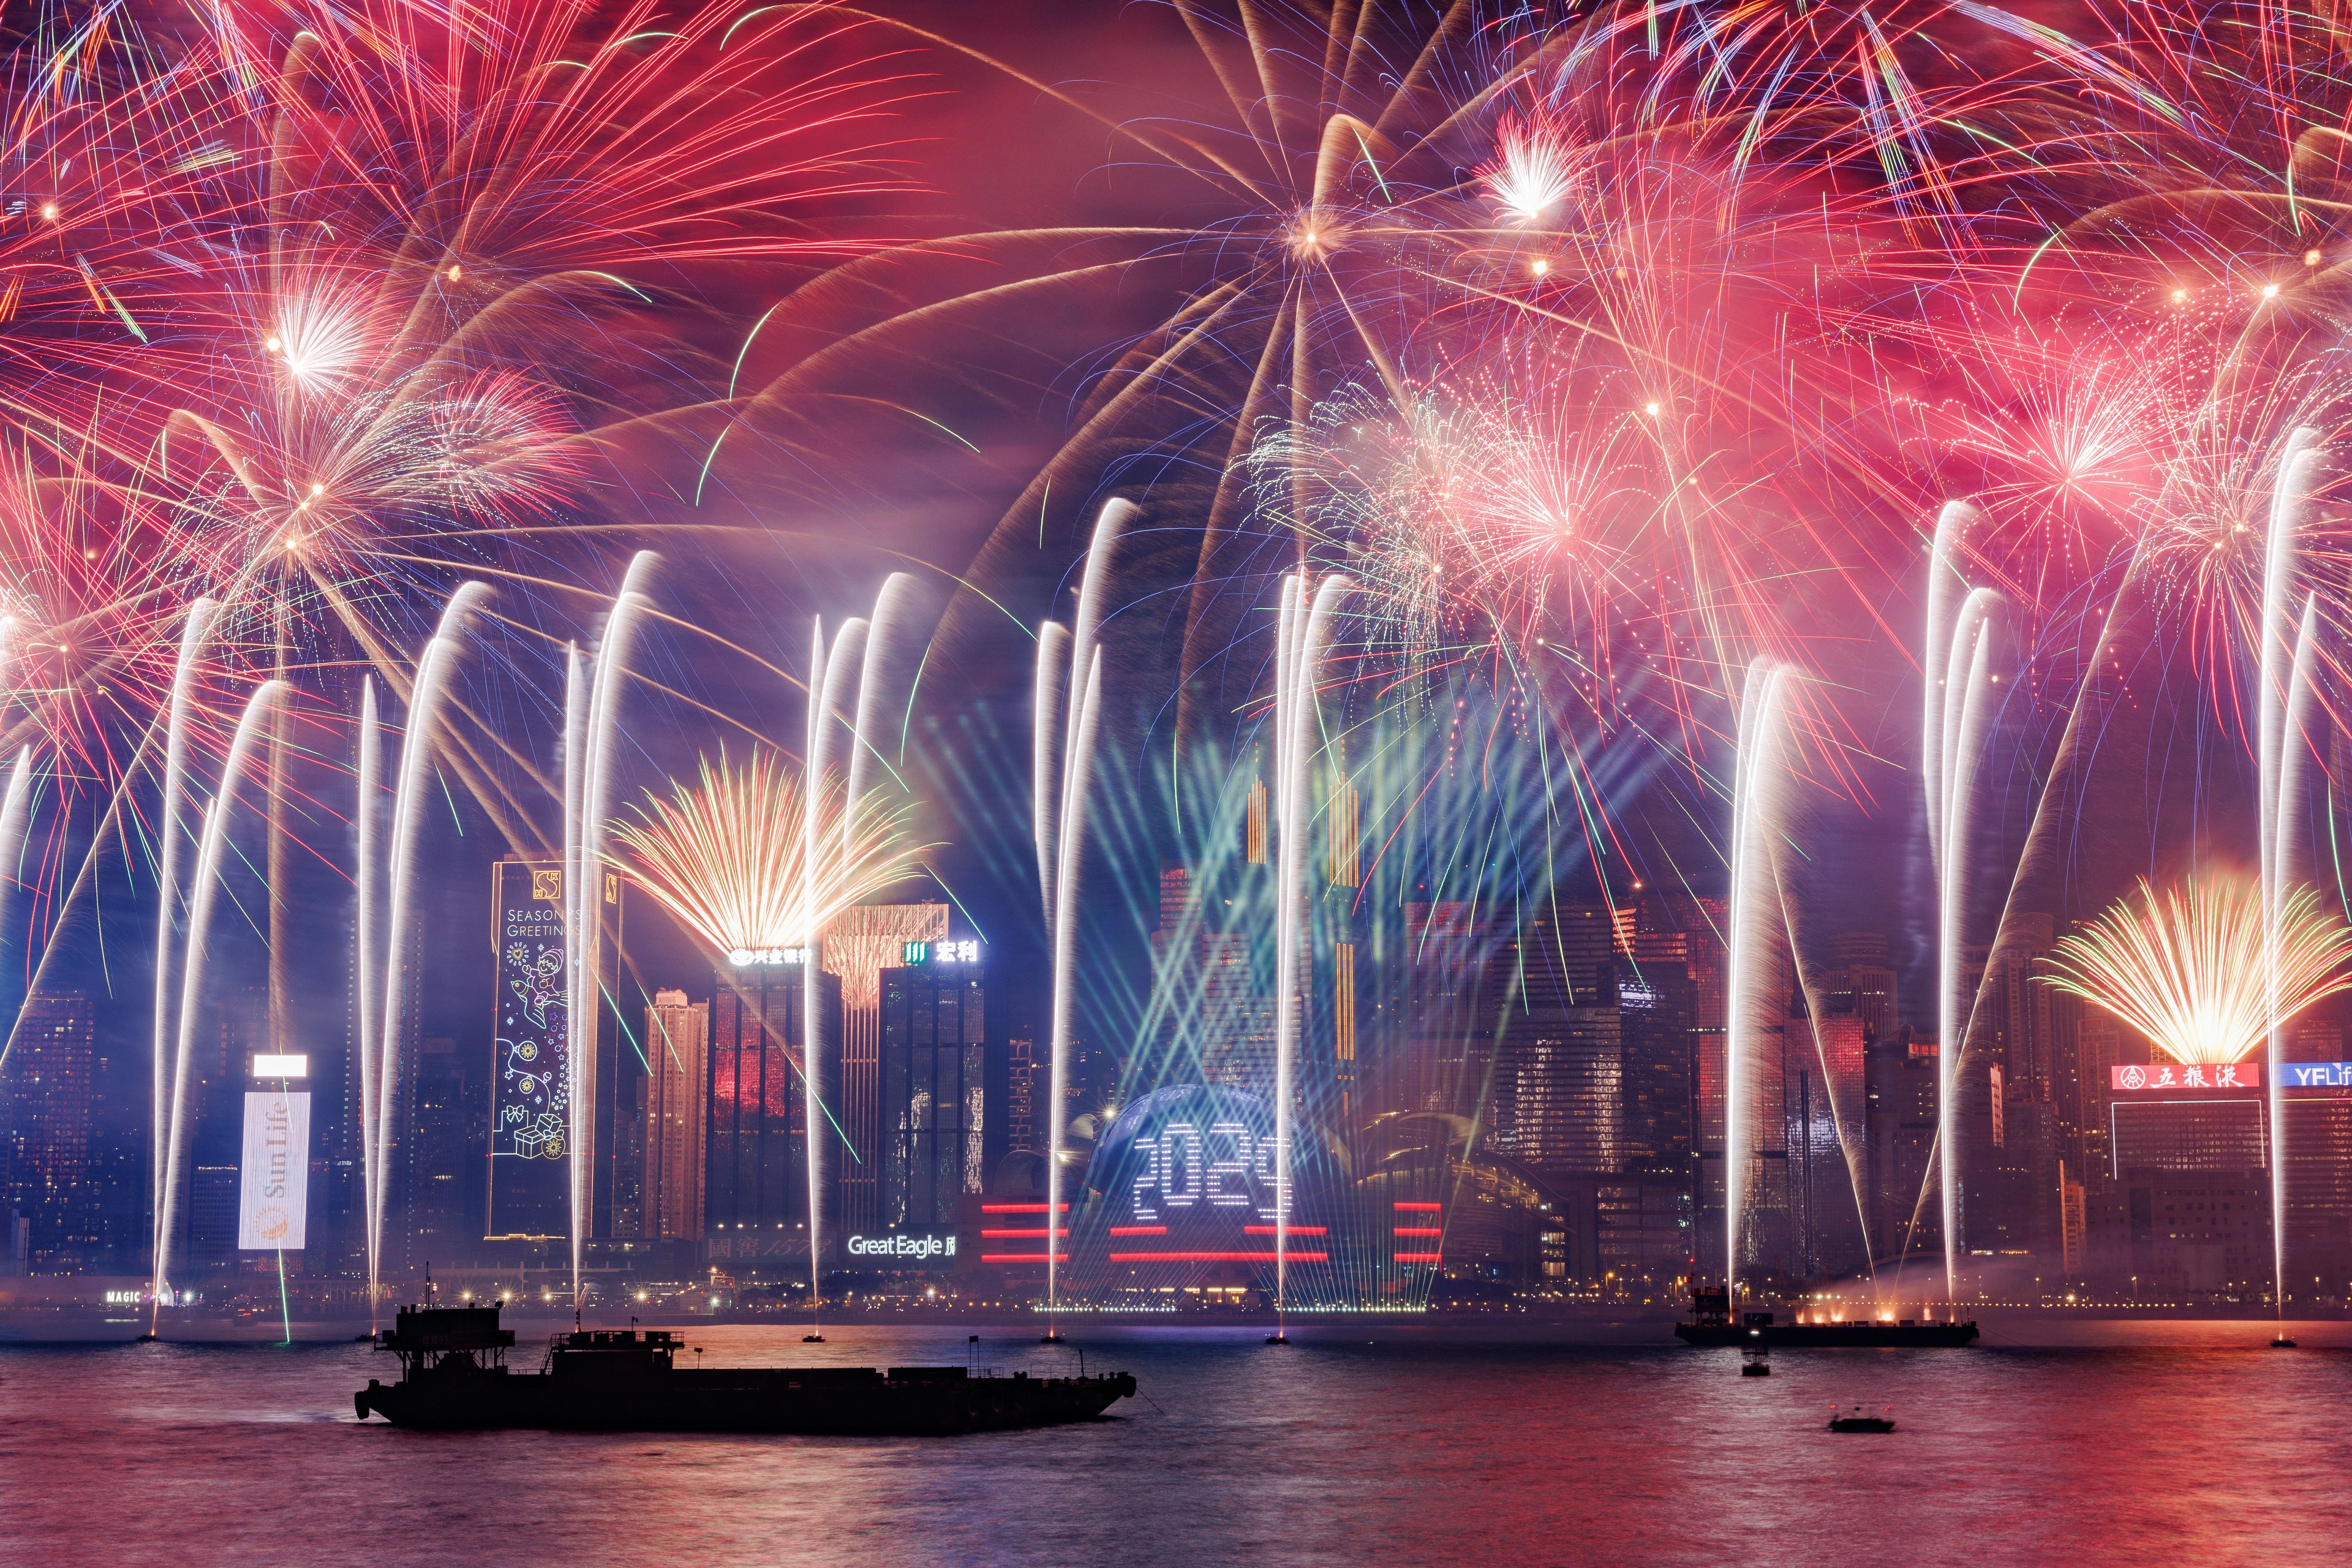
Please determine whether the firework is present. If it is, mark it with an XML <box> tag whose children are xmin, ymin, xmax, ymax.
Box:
<box><xmin>2043</xmin><ymin>876</ymin><xmax>2352</xmax><ymax>1067</ymax></box>
<box><xmin>610</xmin><ymin>748</ymin><xmax>927</xmax><ymax>957</ymax></box>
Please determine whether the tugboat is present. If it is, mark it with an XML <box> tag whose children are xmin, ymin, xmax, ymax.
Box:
<box><xmin>354</xmin><ymin>1303</ymin><xmax>1136</xmax><ymax>1434</ymax></box>
<box><xmin>1674</xmin><ymin>1288</ymin><xmax>1978</xmax><ymax>1347</ymax></box>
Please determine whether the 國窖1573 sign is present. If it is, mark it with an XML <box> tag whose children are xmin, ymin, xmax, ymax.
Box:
<box><xmin>2111</xmin><ymin>1063</ymin><xmax>2262</xmax><ymax>1093</ymax></box>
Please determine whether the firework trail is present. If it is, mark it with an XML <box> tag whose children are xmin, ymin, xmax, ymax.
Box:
<box><xmin>2043</xmin><ymin>876</ymin><xmax>2352</xmax><ymax>1068</ymax></box>
<box><xmin>609</xmin><ymin>749</ymin><xmax>928</xmax><ymax>953</ymax></box>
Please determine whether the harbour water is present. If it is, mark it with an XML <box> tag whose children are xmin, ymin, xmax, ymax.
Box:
<box><xmin>4</xmin><ymin>1321</ymin><xmax>2348</xmax><ymax>1566</ymax></box>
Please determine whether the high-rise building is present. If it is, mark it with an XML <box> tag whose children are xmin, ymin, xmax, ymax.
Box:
<box><xmin>2282</xmin><ymin>1094</ymin><xmax>2352</xmax><ymax>1296</ymax></box>
<box><xmin>0</xmin><ymin>993</ymin><xmax>96</xmax><ymax>1267</ymax></box>
<box><xmin>181</xmin><ymin>984</ymin><xmax>263</xmax><ymax>1270</ymax></box>
<box><xmin>1394</xmin><ymin>901</ymin><xmax>1498</xmax><ymax>1121</ymax></box>
<box><xmin>824</xmin><ymin>903</ymin><xmax>948</xmax><ymax>1234</ymax></box>
<box><xmin>706</xmin><ymin>956</ymin><xmax>841</xmax><ymax>1268</ymax></box>
<box><xmin>638</xmin><ymin>989</ymin><xmax>709</xmax><ymax>1242</ymax></box>
<box><xmin>1820</xmin><ymin>932</ymin><xmax>1898</xmax><ymax>1042</ymax></box>
<box><xmin>1958</xmin><ymin>918</ymin><xmax>2063</xmax><ymax>1259</ymax></box>
<box><xmin>1785</xmin><ymin>990</ymin><xmax>1868</xmax><ymax>1279</ymax></box>
<box><xmin>189</xmin><ymin>1166</ymin><xmax>239</xmax><ymax>1268</ymax></box>
<box><xmin>876</xmin><ymin>946</ymin><xmax>987</xmax><ymax>1228</ymax></box>
<box><xmin>488</xmin><ymin>859</ymin><xmax>571</xmax><ymax>1241</ymax></box>
<box><xmin>1654</xmin><ymin>894</ymin><xmax>1729</xmax><ymax>1273</ymax></box>
<box><xmin>1864</xmin><ymin>1031</ymin><xmax>1940</xmax><ymax>1263</ymax></box>
<box><xmin>1005</xmin><ymin>1030</ymin><xmax>1037</xmax><ymax>1163</ymax></box>
<box><xmin>1487</xmin><ymin>905</ymin><xmax>1621</xmax><ymax>1180</ymax></box>
<box><xmin>1610</xmin><ymin>913</ymin><xmax>1698</xmax><ymax>1281</ymax></box>
<box><xmin>407</xmin><ymin>1035</ymin><xmax>472</xmax><ymax>1269</ymax></box>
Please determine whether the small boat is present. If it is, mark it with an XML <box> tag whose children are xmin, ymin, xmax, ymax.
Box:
<box><xmin>1740</xmin><ymin>1340</ymin><xmax>1771</xmax><ymax>1376</ymax></box>
<box><xmin>1827</xmin><ymin>1404</ymin><xmax>1895</xmax><ymax>1433</ymax></box>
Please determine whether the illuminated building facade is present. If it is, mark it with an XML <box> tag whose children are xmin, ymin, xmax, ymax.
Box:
<box><xmin>0</xmin><ymin>993</ymin><xmax>96</xmax><ymax>1266</ymax></box>
<box><xmin>706</xmin><ymin>955</ymin><xmax>840</xmax><ymax>1267</ymax></box>
<box><xmin>1487</xmin><ymin>906</ymin><xmax>1623</xmax><ymax>1180</ymax></box>
<box><xmin>638</xmin><ymin>989</ymin><xmax>708</xmax><ymax>1242</ymax></box>
<box><xmin>1864</xmin><ymin>1031</ymin><xmax>1940</xmax><ymax>1262</ymax></box>
<box><xmin>826</xmin><ymin>902</ymin><xmax>948</xmax><ymax>1233</ymax></box>
<box><xmin>876</xmin><ymin>944</ymin><xmax>987</xmax><ymax>1228</ymax></box>
<box><xmin>405</xmin><ymin>1035</ymin><xmax>472</xmax><ymax>1270</ymax></box>
<box><xmin>2103</xmin><ymin>1076</ymin><xmax>2272</xmax><ymax>1297</ymax></box>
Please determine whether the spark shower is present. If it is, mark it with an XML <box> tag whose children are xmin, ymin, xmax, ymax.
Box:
<box><xmin>4</xmin><ymin>1</ymin><xmax>2352</xmax><ymax>1317</ymax></box>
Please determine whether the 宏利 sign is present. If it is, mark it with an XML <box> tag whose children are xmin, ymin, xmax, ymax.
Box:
<box><xmin>2281</xmin><ymin>1061</ymin><xmax>2352</xmax><ymax>1090</ymax></box>
<box><xmin>2111</xmin><ymin>1063</ymin><xmax>2263</xmax><ymax>1093</ymax></box>
<box><xmin>902</xmin><ymin>940</ymin><xmax>979</xmax><ymax>964</ymax></box>
<box><xmin>843</xmin><ymin>1230</ymin><xmax>958</xmax><ymax>1266</ymax></box>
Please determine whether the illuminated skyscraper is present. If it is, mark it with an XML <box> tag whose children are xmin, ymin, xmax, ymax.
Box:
<box><xmin>1654</xmin><ymin>894</ymin><xmax>1729</xmax><ymax>1273</ymax></box>
<box><xmin>0</xmin><ymin>993</ymin><xmax>96</xmax><ymax>1266</ymax></box>
<box><xmin>1786</xmin><ymin>989</ymin><xmax>1868</xmax><ymax>1278</ymax></box>
<box><xmin>706</xmin><ymin>956</ymin><xmax>840</xmax><ymax>1270</ymax></box>
<box><xmin>1005</xmin><ymin>1030</ymin><xmax>1037</xmax><ymax>1165</ymax></box>
<box><xmin>1487</xmin><ymin>905</ymin><xmax>1621</xmax><ymax>1179</ymax></box>
<box><xmin>876</xmin><ymin>944</ymin><xmax>987</xmax><ymax>1227</ymax></box>
<box><xmin>1864</xmin><ymin>1031</ymin><xmax>1940</xmax><ymax>1262</ymax></box>
<box><xmin>406</xmin><ymin>1035</ymin><xmax>472</xmax><ymax>1268</ymax></box>
<box><xmin>824</xmin><ymin>902</ymin><xmax>948</xmax><ymax>1233</ymax></box>
<box><xmin>639</xmin><ymin>990</ymin><xmax>708</xmax><ymax>1243</ymax></box>
<box><xmin>1959</xmin><ymin>918</ymin><xmax>2062</xmax><ymax>1259</ymax></box>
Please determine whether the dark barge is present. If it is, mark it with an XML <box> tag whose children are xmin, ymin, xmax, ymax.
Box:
<box><xmin>1673</xmin><ymin>1288</ymin><xmax>1979</xmax><ymax>1348</ymax></box>
<box><xmin>355</xmin><ymin>1303</ymin><xmax>1135</xmax><ymax>1434</ymax></box>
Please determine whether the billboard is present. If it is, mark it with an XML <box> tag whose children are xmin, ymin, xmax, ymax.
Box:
<box><xmin>1072</xmin><ymin>1084</ymin><xmax>1328</xmax><ymax>1276</ymax></box>
<box><xmin>489</xmin><ymin>859</ymin><xmax>569</xmax><ymax>1237</ymax></box>
<box><xmin>2282</xmin><ymin>1062</ymin><xmax>2352</xmax><ymax>1090</ymax></box>
<box><xmin>2110</xmin><ymin>1062</ymin><xmax>2262</xmax><ymax>1092</ymax></box>
<box><xmin>238</xmin><ymin>1090</ymin><xmax>311</xmax><ymax>1250</ymax></box>
<box><xmin>843</xmin><ymin>1229</ymin><xmax>959</xmax><ymax>1268</ymax></box>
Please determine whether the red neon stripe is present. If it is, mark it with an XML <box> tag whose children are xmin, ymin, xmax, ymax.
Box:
<box><xmin>1243</xmin><ymin>1225</ymin><xmax>1326</xmax><ymax>1235</ymax></box>
<box><xmin>1393</xmin><ymin>1253</ymin><xmax>1442</xmax><ymax>1263</ymax></box>
<box><xmin>1107</xmin><ymin>1226</ymin><xmax>1167</xmax><ymax>1236</ymax></box>
<box><xmin>1393</xmin><ymin>1202</ymin><xmax>1442</xmax><ymax>1211</ymax></box>
<box><xmin>981</xmin><ymin>1204</ymin><xmax>1069</xmax><ymax>1213</ymax></box>
<box><xmin>1393</xmin><ymin>1226</ymin><xmax>1442</xmax><ymax>1237</ymax></box>
<box><xmin>1107</xmin><ymin>1251</ymin><xmax>1329</xmax><ymax>1262</ymax></box>
<box><xmin>979</xmin><ymin>1228</ymin><xmax>1068</xmax><ymax>1238</ymax></box>
<box><xmin>979</xmin><ymin>1254</ymin><xmax>1066</xmax><ymax>1263</ymax></box>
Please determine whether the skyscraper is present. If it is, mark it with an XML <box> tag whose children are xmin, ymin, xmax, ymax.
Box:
<box><xmin>876</xmin><ymin>945</ymin><xmax>987</xmax><ymax>1228</ymax></box>
<box><xmin>0</xmin><ymin>993</ymin><xmax>96</xmax><ymax>1267</ymax></box>
<box><xmin>1781</xmin><ymin>1002</ymin><xmax>1855</xmax><ymax>1278</ymax></box>
<box><xmin>824</xmin><ymin>902</ymin><xmax>948</xmax><ymax>1234</ymax></box>
<box><xmin>706</xmin><ymin>955</ymin><xmax>841</xmax><ymax>1270</ymax></box>
<box><xmin>1657</xmin><ymin>894</ymin><xmax>1730</xmax><ymax>1273</ymax></box>
<box><xmin>639</xmin><ymin>989</ymin><xmax>708</xmax><ymax>1243</ymax></box>
<box><xmin>1958</xmin><ymin>918</ymin><xmax>2062</xmax><ymax>1259</ymax></box>
<box><xmin>1864</xmin><ymin>1031</ymin><xmax>1940</xmax><ymax>1263</ymax></box>
<box><xmin>1487</xmin><ymin>905</ymin><xmax>1622</xmax><ymax>1180</ymax></box>
<box><xmin>406</xmin><ymin>1036</ymin><xmax>473</xmax><ymax>1270</ymax></box>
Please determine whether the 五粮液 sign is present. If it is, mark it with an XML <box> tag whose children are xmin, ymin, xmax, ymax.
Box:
<box><xmin>2110</xmin><ymin>1063</ymin><xmax>2263</xmax><ymax>1093</ymax></box>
